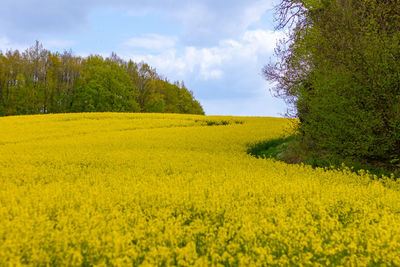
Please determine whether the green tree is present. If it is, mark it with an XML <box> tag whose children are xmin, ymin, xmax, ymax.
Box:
<box><xmin>0</xmin><ymin>42</ymin><xmax>204</xmax><ymax>116</ymax></box>
<box><xmin>265</xmin><ymin>0</ymin><xmax>400</xmax><ymax>170</ymax></box>
<box><xmin>72</xmin><ymin>56</ymin><xmax>139</xmax><ymax>112</ymax></box>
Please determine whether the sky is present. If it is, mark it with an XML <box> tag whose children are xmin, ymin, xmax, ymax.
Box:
<box><xmin>0</xmin><ymin>0</ymin><xmax>287</xmax><ymax>116</ymax></box>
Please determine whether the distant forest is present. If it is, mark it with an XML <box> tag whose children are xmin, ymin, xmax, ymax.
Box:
<box><xmin>0</xmin><ymin>42</ymin><xmax>204</xmax><ymax>116</ymax></box>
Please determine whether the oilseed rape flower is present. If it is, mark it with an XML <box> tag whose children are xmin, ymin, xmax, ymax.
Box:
<box><xmin>0</xmin><ymin>113</ymin><xmax>400</xmax><ymax>265</ymax></box>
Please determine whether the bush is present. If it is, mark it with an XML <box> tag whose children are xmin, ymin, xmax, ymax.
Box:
<box><xmin>265</xmin><ymin>0</ymin><xmax>400</xmax><ymax>172</ymax></box>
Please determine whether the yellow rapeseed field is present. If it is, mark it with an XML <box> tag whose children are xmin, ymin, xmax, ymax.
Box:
<box><xmin>1</xmin><ymin>112</ymin><xmax>400</xmax><ymax>266</ymax></box>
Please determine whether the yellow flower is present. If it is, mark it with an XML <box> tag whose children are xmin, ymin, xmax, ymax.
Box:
<box><xmin>0</xmin><ymin>113</ymin><xmax>399</xmax><ymax>265</ymax></box>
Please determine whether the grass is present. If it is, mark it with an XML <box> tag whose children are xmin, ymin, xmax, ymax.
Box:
<box><xmin>248</xmin><ymin>134</ymin><xmax>400</xmax><ymax>180</ymax></box>
<box><xmin>247</xmin><ymin>136</ymin><xmax>295</xmax><ymax>160</ymax></box>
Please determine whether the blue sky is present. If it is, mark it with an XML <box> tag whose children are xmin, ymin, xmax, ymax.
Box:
<box><xmin>0</xmin><ymin>0</ymin><xmax>287</xmax><ymax>116</ymax></box>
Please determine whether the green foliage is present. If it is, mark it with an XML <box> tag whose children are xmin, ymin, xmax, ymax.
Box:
<box><xmin>266</xmin><ymin>0</ymin><xmax>400</xmax><ymax>172</ymax></box>
<box><xmin>0</xmin><ymin>42</ymin><xmax>205</xmax><ymax>116</ymax></box>
<box><xmin>195</xmin><ymin>119</ymin><xmax>244</xmax><ymax>126</ymax></box>
<box><xmin>249</xmin><ymin>135</ymin><xmax>400</xmax><ymax>179</ymax></box>
<box><xmin>71</xmin><ymin>56</ymin><xmax>139</xmax><ymax>113</ymax></box>
<box><xmin>247</xmin><ymin>136</ymin><xmax>295</xmax><ymax>160</ymax></box>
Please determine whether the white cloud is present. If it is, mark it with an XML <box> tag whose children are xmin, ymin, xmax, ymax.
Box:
<box><xmin>200</xmin><ymin>92</ymin><xmax>287</xmax><ymax>116</ymax></box>
<box><xmin>241</xmin><ymin>0</ymin><xmax>277</xmax><ymax>26</ymax></box>
<box><xmin>41</xmin><ymin>39</ymin><xmax>76</xmax><ymax>50</ymax></box>
<box><xmin>118</xmin><ymin>28</ymin><xmax>287</xmax><ymax>116</ymax></box>
<box><xmin>171</xmin><ymin>1</ymin><xmax>277</xmax><ymax>45</ymax></box>
<box><xmin>0</xmin><ymin>37</ymin><xmax>28</xmax><ymax>52</ymax></box>
<box><xmin>0</xmin><ymin>0</ymin><xmax>277</xmax><ymax>46</ymax></box>
<box><xmin>123</xmin><ymin>34</ymin><xmax>177</xmax><ymax>52</ymax></box>
<box><xmin>121</xmin><ymin>29</ymin><xmax>285</xmax><ymax>81</ymax></box>
<box><xmin>0</xmin><ymin>0</ymin><xmax>287</xmax><ymax>116</ymax></box>
<box><xmin>0</xmin><ymin>37</ymin><xmax>76</xmax><ymax>53</ymax></box>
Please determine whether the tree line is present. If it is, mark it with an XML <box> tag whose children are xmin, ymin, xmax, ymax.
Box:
<box><xmin>0</xmin><ymin>42</ymin><xmax>204</xmax><ymax>116</ymax></box>
<box><xmin>265</xmin><ymin>0</ymin><xmax>400</xmax><ymax>172</ymax></box>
